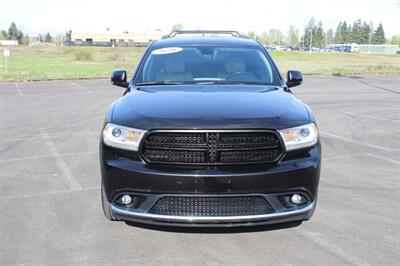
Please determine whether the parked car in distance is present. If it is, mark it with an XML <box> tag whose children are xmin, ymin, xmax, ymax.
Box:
<box><xmin>100</xmin><ymin>30</ymin><xmax>321</xmax><ymax>227</ymax></box>
<box><xmin>332</xmin><ymin>44</ymin><xmax>351</xmax><ymax>52</ymax></box>
<box><xmin>288</xmin><ymin>46</ymin><xmax>302</xmax><ymax>51</ymax></box>
<box><xmin>350</xmin><ymin>43</ymin><xmax>360</xmax><ymax>53</ymax></box>
<box><xmin>264</xmin><ymin>45</ymin><xmax>276</xmax><ymax>51</ymax></box>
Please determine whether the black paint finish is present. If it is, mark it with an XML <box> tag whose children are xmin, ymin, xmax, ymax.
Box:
<box><xmin>100</xmin><ymin>35</ymin><xmax>321</xmax><ymax>227</ymax></box>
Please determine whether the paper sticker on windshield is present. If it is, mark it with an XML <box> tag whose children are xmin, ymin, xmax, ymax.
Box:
<box><xmin>152</xmin><ymin>47</ymin><xmax>183</xmax><ymax>55</ymax></box>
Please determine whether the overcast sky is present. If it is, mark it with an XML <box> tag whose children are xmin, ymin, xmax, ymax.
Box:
<box><xmin>1</xmin><ymin>0</ymin><xmax>399</xmax><ymax>37</ymax></box>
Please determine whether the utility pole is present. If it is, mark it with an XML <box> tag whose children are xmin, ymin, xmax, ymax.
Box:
<box><xmin>309</xmin><ymin>27</ymin><xmax>313</xmax><ymax>53</ymax></box>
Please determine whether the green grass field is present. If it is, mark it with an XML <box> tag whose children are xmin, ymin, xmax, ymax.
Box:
<box><xmin>0</xmin><ymin>46</ymin><xmax>399</xmax><ymax>81</ymax></box>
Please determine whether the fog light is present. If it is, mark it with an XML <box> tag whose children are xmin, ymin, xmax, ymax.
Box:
<box><xmin>291</xmin><ymin>194</ymin><xmax>302</xmax><ymax>204</ymax></box>
<box><xmin>121</xmin><ymin>195</ymin><xmax>132</xmax><ymax>205</ymax></box>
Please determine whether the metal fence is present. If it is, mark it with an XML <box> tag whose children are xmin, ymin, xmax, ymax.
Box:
<box><xmin>358</xmin><ymin>45</ymin><xmax>399</xmax><ymax>54</ymax></box>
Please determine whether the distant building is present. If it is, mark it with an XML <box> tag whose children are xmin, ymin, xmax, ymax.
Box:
<box><xmin>70</xmin><ymin>32</ymin><xmax>163</xmax><ymax>46</ymax></box>
<box><xmin>0</xmin><ymin>40</ymin><xmax>18</xmax><ymax>46</ymax></box>
<box><xmin>28</xmin><ymin>35</ymin><xmax>41</xmax><ymax>46</ymax></box>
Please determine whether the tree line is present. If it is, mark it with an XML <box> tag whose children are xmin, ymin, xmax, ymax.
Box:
<box><xmin>334</xmin><ymin>20</ymin><xmax>385</xmax><ymax>45</ymax></box>
<box><xmin>1</xmin><ymin>22</ymin><xmax>28</xmax><ymax>44</ymax></box>
<box><xmin>0</xmin><ymin>22</ymin><xmax>54</xmax><ymax>44</ymax></box>
<box><xmin>251</xmin><ymin>18</ymin><xmax>394</xmax><ymax>48</ymax></box>
<box><xmin>2</xmin><ymin>21</ymin><xmax>398</xmax><ymax>48</ymax></box>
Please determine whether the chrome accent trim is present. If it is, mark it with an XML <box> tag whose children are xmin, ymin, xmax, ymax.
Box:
<box><xmin>110</xmin><ymin>202</ymin><xmax>315</xmax><ymax>223</ymax></box>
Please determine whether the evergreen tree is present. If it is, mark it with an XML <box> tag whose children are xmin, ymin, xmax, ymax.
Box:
<box><xmin>359</xmin><ymin>22</ymin><xmax>371</xmax><ymax>44</ymax></box>
<box><xmin>351</xmin><ymin>19</ymin><xmax>363</xmax><ymax>43</ymax></box>
<box><xmin>17</xmin><ymin>30</ymin><xmax>24</xmax><ymax>43</ymax></box>
<box><xmin>314</xmin><ymin>21</ymin><xmax>325</xmax><ymax>48</ymax></box>
<box><xmin>45</xmin><ymin>32</ymin><xmax>52</xmax><ymax>42</ymax></box>
<box><xmin>341</xmin><ymin>21</ymin><xmax>351</xmax><ymax>43</ymax></box>
<box><xmin>4</xmin><ymin>22</ymin><xmax>25</xmax><ymax>44</ymax></box>
<box><xmin>372</xmin><ymin>23</ymin><xmax>385</xmax><ymax>44</ymax></box>
<box><xmin>65</xmin><ymin>30</ymin><xmax>72</xmax><ymax>42</ymax></box>
<box><xmin>303</xmin><ymin>18</ymin><xmax>316</xmax><ymax>48</ymax></box>
<box><xmin>303</xmin><ymin>18</ymin><xmax>325</xmax><ymax>48</ymax></box>
<box><xmin>334</xmin><ymin>22</ymin><xmax>343</xmax><ymax>44</ymax></box>
<box><xmin>334</xmin><ymin>21</ymin><xmax>351</xmax><ymax>44</ymax></box>
<box><xmin>0</xmin><ymin>30</ymin><xmax>7</xmax><ymax>40</ymax></box>
<box><xmin>7</xmin><ymin>22</ymin><xmax>19</xmax><ymax>40</ymax></box>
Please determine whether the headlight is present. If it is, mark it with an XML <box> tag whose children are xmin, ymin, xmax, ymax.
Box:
<box><xmin>278</xmin><ymin>123</ymin><xmax>318</xmax><ymax>151</ymax></box>
<box><xmin>103</xmin><ymin>123</ymin><xmax>146</xmax><ymax>151</ymax></box>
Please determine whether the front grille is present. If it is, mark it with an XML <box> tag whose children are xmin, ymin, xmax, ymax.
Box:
<box><xmin>219</xmin><ymin>149</ymin><xmax>282</xmax><ymax>163</ymax></box>
<box><xmin>149</xmin><ymin>196</ymin><xmax>273</xmax><ymax>216</ymax></box>
<box><xmin>141</xmin><ymin>131</ymin><xmax>283</xmax><ymax>165</ymax></box>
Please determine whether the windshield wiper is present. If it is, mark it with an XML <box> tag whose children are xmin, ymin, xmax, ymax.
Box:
<box><xmin>195</xmin><ymin>80</ymin><xmax>268</xmax><ymax>85</ymax></box>
<box><xmin>192</xmin><ymin>80</ymin><xmax>244</xmax><ymax>85</ymax></box>
<box><xmin>136</xmin><ymin>81</ymin><xmax>183</xmax><ymax>86</ymax></box>
<box><xmin>259</xmin><ymin>87</ymin><xmax>279</xmax><ymax>93</ymax></box>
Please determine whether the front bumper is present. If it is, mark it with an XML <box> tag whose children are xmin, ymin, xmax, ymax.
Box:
<box><xmin>110</xmin><ymin>200</ymin><xmax>316</xmax><ymax>227</ymax></box>
<box><xmin>100</xmin><ymin>143</ymin><xmax>321</xmax><ymax>227</ymax></box>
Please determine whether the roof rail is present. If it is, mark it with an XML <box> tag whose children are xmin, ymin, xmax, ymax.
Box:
<box><xmin>165</xmin><ymin>30</ymin><xmax>247</xmax><ymax>39</ymax></box>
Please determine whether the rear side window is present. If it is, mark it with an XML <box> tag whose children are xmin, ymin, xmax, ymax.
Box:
<box><xmin>136</xmin><ymin>46</ymin><xmax>281</xmax><ymax>85</ymax></box>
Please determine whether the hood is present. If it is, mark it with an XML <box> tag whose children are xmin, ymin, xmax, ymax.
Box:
<box><xmin>111</xmin><ymin>85</ymin><xmax>310</xmax><ymax>130</ymax></box>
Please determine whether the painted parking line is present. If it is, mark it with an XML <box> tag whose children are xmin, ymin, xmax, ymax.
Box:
<box><xmin>320</xmin><ymin>131</ymin><xmax>392</xmax><ymax>152</ymax></box>
<box><xmin>2</xmin><ymin>132</ymin><xmax>100</xmax><ymax>143</ymax></box>
<box><xmin>296</xmin><ymin>230</ymin><xmax>368</xmax><ymax>265</ymax></box>
<box><xmin>365</xmin><ymin>153</ymin><xmax>400</xmax><ymax>165</ymax></box>
<box><xmin>323</xmin><ymin>151</ymin><xmax>400</xmax><ymax>166</ymax></box>
<box><xmin>340</xmin><ymin>110</ymin><xmax>400</xmax><ymax>123</ymax></box>
<box><xmin>0</xmin><ymin>150</ymin><xmax>97</xmax><ymax>164</ymax></box>
<box><xmin>39</xmin><ymin>127</ymin><xmax>82</xmax><ymax>190</ymax></box>
<box><xmin>69</xmin><ymin>81</ymin><xmax>91</xmax><ymax>94</ymax></box>
<box><xmin>14</xmin><ymin>83</ymin><xmax>23</xmax><ymax>96</ymax></box>
<box><xmin>0</xmin><ymin>186</ymin><xmax>99</xmax><ymax>201</ymax></box>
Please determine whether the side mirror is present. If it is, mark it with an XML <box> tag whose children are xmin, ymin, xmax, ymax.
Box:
<box><xmin>287</xmin><ymin>70</ymin><xmax>303</xmax><ymax>88</ymax></box>
<box><xmin>111</xmin><ymin>70</ymin><xmax>129</xmax><ymax>88</ymax></box>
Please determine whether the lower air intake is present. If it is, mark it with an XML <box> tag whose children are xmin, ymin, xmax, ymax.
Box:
<box><xmin>149</xmin><ymin>196</ymin><xmax>273</xmax><ymax>216</ymax></box>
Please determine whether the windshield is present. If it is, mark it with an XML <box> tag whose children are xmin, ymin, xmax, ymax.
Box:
<box><xmin>135</xmin><ymin>46</ymin><xmax>281</xmax><ymax>85</ymax></box>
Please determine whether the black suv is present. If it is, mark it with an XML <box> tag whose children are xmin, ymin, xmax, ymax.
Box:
<box><xmin>100</xmin><ymin>31</ymin><xmax>321</xmax><ymax>227</ymax></box>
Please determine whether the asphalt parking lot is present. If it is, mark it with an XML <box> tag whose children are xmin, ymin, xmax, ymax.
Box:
<box><xmin>1</xmin><ymin>75</ymin><xmax>399</xmax><ymax>265</ymax></box>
